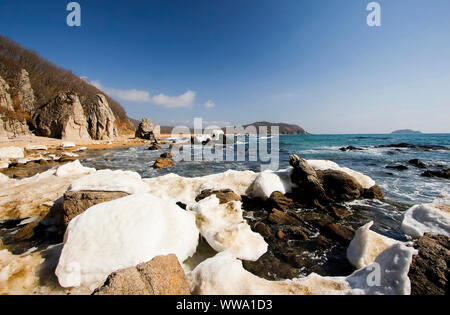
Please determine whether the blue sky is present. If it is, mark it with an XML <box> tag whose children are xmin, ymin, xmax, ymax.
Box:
<box><xmin>1</xmin><ymin>0</ymin><xmax>449</xmax><ymax>133</ymax></box>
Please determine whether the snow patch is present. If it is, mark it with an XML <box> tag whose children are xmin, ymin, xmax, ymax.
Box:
<box><xmin>247</xmin><ymin>169</ymin><xmax>292</xmax><ymax>199</ymax></box>
<box><xmin>0</xmin><ymin>147</ymin><xmax>24</xmax><ymax>160</ymax></box>
<box><xmin>56</xmin><ymin>160</ymin><xmax>96</xmax><ymax>178</ymax></box>
<box><xmin>189</xmin><ymin>243</ymin><xmax>416</xmax><ymax>295</ymax></box>
<box><xmin>347</xmin><ymin>221</ymin><xmax>400</xmax><ymax>269</ymax></box>
<box><xmin>401</xmin><ymin>203</ymin><xmax>450</xmax><ymax>238</ymax></box>
<box><xmin>56</xmin><ymin>193</ymin><xmax>199</xmax><ymax>290</ymax></box>
<box><xmin>69</xmin><ymin>169</ymin><xmax>148</xmax><ymax>194</ymax></box>
<box><xmin>188</xmin><ymin>196</ymin><xmax>267</xmax><ymax>261</ymax></box>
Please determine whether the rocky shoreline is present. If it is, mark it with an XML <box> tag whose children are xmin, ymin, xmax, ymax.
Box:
<box><xmin>0</xmin><ymin>150</ymin><xmax>448</xmax><ymax>295</ymax></box>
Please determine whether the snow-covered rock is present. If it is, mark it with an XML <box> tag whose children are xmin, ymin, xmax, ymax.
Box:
<box><xmin>401</xmin><ymin>203</ymin><xmax>450</xmax><ymax>238</ymax></box>
<box><xmin>189</xmin><ymin>243</ymin><xmax>416</xmax><ymax>295</ymax></box>
<box><xmin>56</xmin><ymin>193</ymin><xmax>199</xmax><ymax>290</ymax></box>
<box><xmin>247</xmin><ymin>169</ymin><xmax>292</xmax><ymax>200</ymax></box>
<box><xmin>188</xmin><ymin>196</ymin><xmax>267</xmax><ymax>261</ymax></box>
<box><xmin>56</xmin><ymin>160</ymin><xmax>96</xmax><ymax>178</ymax></box>
<box><xmin>308</xmin><ymin>160</ymin><xmax>376</xmax><ymax>189</ymax></box>
<box><xmin>0</xmin><ymin>146</ymin><xmax>24</xmax><ymax>160</ymax></box>
<box><xmin>347</xmin><ymin>221</ymin><xmax>400</xmax><ymax>269</ymax></box>
<box><xmin>69</xmin><ymin>169</ymin><xmax>148</xmax><ymax>194</ymax></box>
<box><xmin>143</xmin><ymin>170</ymin><xmax>258</xmax><ymax>204</ymax></box>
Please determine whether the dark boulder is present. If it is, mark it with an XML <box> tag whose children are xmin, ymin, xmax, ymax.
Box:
<box><xmin>317</xmin><ymin>169</ymin><xmax>362</xmax><ymax>201</ymax></box>
<box><xmin>421</xmin><ymin>169</ymin><xmax>450</xmax><ymax>180</ymax></box>
<box><xmin>409</xmin><ymin>159</ymin><xmax>426</xmax><ymax>169</ymax></box>
<box><xmin>385</xmin><ymin>165</ymin><xmax>409</xmax><ymax>171</ymax></box>
<box><xmin>267</xmin><ymin>191</ymin><xmax>294</xmax><ymax>211</ymax></box>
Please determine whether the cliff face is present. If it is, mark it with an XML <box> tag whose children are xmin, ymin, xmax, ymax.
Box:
<box><xmin>0</xmin><ymin>35</ymin><xmax>134</xmax><ymax>139</ymax></box>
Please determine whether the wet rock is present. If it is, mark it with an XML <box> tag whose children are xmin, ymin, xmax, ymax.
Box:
<box><xmin>276</xmin><ymin>230</ymin><xmax>285</xmax><ymax>240</ymax></box>
<box><xmin>377</xmin><ymin>143</ymin><xmax>449</xmax><ymax>151</ymax></box>
<box><xmin>148</xmin><ymin>143</ymin><xmax>162</xmax><ymax>151</ymax></box>
<box><xmin>409</xmin><ymin>159</ymin><xmax>426</xmax><ymax>169</ymax></box>
<box><xmin>195</xmin><ymin>189</ymin><xmax>241</xmax><ymax>204</ymax></box>
<box><xmin>421</xmin><ymin>169</ymin><xmax>450</xmax><ymax>180</ymax></box>
<box><xmin>62</xmin><ymin>190</ymin><xmax>129</xmax><ymax>228</ymax></box>
<box><xmin>160</xmin><ymin>152</ymin><xmax>174</xmax><ymax>159</ymax></box>
<box><xmin>93</xmin><ymin>254</ymin><xmax>191</xmax><ymax>295</ymax></box>
<box><xmin>267</xmin><ymin>191</ymin><xmax>294</xmax><ymax>211</ymax></box>
<box><xmin>339</xmin><ymin>146</ymin><xmax>363</xmax><ymax>152</ymax></box>
<box><xmin>408</xmin><ymin>234</ymin><xmax>449</xmax><ymax>295</ymax></box>
<box><xmin>268</xmin><ymin>209</ymin><xmax>302</xmax><ymax>226</ymax></box>
<box><xmin>327</xmin><ymin>204</ymin><xmax>352</xmax><ymax>219</ymax></box>
<box><xmin>361</xmin><ymin>185</ymin><xmax>385</xmax><ymax>200</ymax></box>
<box><xmin>242</xmin><ymin>252</ymin><xmax>300</xmax><ymax>281</ymax></box>
<box><xmin>289</xmin><ymin>155</ymin><xmax>329</xmax><ymax>206</ymax></box>
<box><xmin>253</xmin><ymin>222</ymin><xmax>273</xmax><ymax>238</ymax></box>
<box><xmin>385</xmin><ymin>165</ymin><xmax>409</xmax><ymax>171</ymax></box>
<box><xmin>34</xmin><ymin>92</ymin><xmax>91</xmax><ymax>140</ymax></box>
<box><xmin>317</xmin><ymin>169</ymin><xmax>362</xmax><ymax>201</ymax></box>
<box><xmin>153</xmin><ymin>157</ymin><xmax>176</xmax><ymax>169</ymax></box>
<box><xmin>324</xmin><ymin>223</ymin><xmax>355</xmax><ymax>245</ymax></box>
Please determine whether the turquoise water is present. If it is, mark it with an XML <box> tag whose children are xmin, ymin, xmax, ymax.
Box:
<box><xmin>81</xmin><ymin>133</ymin><xmax>449</xmax><ymax>240</ymax></box>
<box><xmin>83</xmin><ymin>133</ymin><xmax>449</xmax><ymax>204</ymax></box>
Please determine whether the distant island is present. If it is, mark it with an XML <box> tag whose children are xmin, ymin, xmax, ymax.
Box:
<box><xmin>242</xmin><ymin>122</ymin><xmax>308</xmax><ymax>135</ymax></box>
<box><xmin>391</xmin><ymin>129</ymin><xmax>422</xmax><ymax>135</ymax></box>
<box><xmin>157</xmin><ymin>121</ymin><xmax>308</xmax><ymax>136</ymax></box>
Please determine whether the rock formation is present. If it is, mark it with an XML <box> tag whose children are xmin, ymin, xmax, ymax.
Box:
<box><xmin>0</xmin><ymin>76</ymin><xmax>14</xmax><ymax>111</ymax></box>
<box><xmin>408</xmin><ymin>233</ymin><xmax>449</xmax><ymax>295</ymax></box>
<box><xmin>86</xmin><ymin>94</ymin><xmax>117</xmax><ymax>140</ymax></box>
<box><xmin>135</xmin><ymin>118</ymin><xmax>160</xmax><ymax>140</ymax></box>
<box><xmin>153</xmin><ymin>157</ymin><xmax>176</xmax><ymax>169</ymax></box>
<box><xmin>93</xmin><ymin>255</ymin><xmax>191</xmax><ymax>295</ymax></box>
<box><xmin>17</xmin><ymin>69</ymin><xmax>35</xmax><ymax>115</ymax></box>
<box><xmin>33</xmin><ymin>92</ymin><xmax>91</xmax><ymax>140</ymax></box>
<box><xmin>0</xmin><ymin>115</ymin><xmax>31</xmax><ymax>137</ymax></box>
<box><xmin>62</xmin><ymin>190</ymin><xmax>129</xmax><ymax>228</ymax></box>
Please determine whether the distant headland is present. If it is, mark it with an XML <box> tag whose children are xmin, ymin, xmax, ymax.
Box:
<box><xmin>391</xmin><ymin>129</ymin><xmax>422</xmax><ymax>135</ymax></box>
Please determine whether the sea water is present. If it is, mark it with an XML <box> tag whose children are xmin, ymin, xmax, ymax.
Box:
<box><xmin>81</xmin><ymin>133</ymin><xmax>449</xmax><ymax>240</ymax></box>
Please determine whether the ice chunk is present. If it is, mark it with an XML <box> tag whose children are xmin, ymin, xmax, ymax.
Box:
<box><xmin>0</xmin><ymin>146</ymin><xmax>24</xmax><ymax>160</ymax></box>
<box><xmin>189</xmin><ymin>243</ymin><xmax>416</xmax><ymax>295</ymax></box>
<box><xmin>69</xmin><ymin>169</ymin><xmax>148</xmax><ymax>194</ymax></box>
<box><xmin>308</xmin><ymin>160</ymin><xmax>376</xmax><ymax>189</ymax></box>
<box><xmin>247</xmin><ymin>169</ymin><xmax>292</xmax><ymax>199</ymax></box>
<box><xmin>0</xmin><ymin>173</ymin><xmax>10</xmax><ymax>183</ymax></box>
<box><xmin>188</xmin><ymin>196</ymin><xmax>267</xmax><ymax>261</ymax></box>
<box><xmin>401</xmin><ymin>203</ymin><xmax>450</xmax><ymax>238</ymax></box>
<box><xmin>347</xmin><ymin>221</ymin><xmax>400</xmax><ymax>269</ymax></box>
<box><xmin>60</xmin><ymin>142</ymin><xmax>76</xmax><ymax>148</ymax></box>
<box><xmin>56</xmin><ymin>160</ymin><xmax>96</xmax><ymax>177</ymax></box>
<box><xmin>25</xmin><ymin>145</ymin><xmax>47</xmax><ymax>151</ymax></box>
<box><xmin>56</xmin><ymin>193</ymin><xmax>199</xmax><ymax>290</ymax></box>
<box><xmin>144</xmin><ymin>170</ymin><xmax>258</xmax><ymax>204</ymax></box>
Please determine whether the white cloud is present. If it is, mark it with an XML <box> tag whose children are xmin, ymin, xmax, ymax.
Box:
<box><xmin>89</xmin><ymin>80</ymin><xmax>196</xmax><ymax>109</ymax></box>
<box><xmin>204</xmin><ymin>100</ymin><xmax>216</xmax><ymax>109</ymax></box>
<box><xmin>152</xmin><ymin>90</ymin><xmax>196</xmax><ymax>109</ymax></box>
